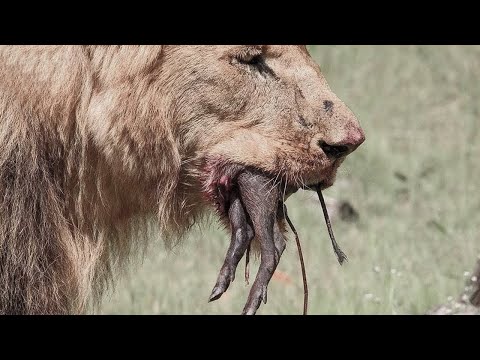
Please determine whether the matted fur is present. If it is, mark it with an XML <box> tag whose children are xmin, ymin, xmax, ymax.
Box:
<box><xmin>0</xmin><ymin>46</ymin><xmax>363</xmax><ymax>314</ymax></box>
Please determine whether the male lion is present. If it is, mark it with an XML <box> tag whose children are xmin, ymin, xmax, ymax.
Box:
<box><xmin>0</xmin><ymin>46</ymin><xmax>364</xmax><ymax>314</ymax></box>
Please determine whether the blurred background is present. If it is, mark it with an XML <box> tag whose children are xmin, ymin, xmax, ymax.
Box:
<box><xmin>99</xmin><ymin>45</ymin><xmax>480</xmax><ymax>314</ymax></box>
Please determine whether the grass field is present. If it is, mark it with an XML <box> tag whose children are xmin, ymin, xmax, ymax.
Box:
<box><xmin>99</xmin><ymin>45</ymin><xmax>480</xmax><ymax>315</ymax></box>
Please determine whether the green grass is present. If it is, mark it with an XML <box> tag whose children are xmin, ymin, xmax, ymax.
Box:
<box><xmin>99</xmin><ymin>45</ymin><xmax>480</xmax><ymax>315</ymax></box>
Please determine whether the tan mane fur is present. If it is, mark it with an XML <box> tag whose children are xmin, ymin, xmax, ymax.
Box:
<box><xmin>0</xmin><ymin>46</ymin><xmax>204</xmax><ymax>314</ymax></box>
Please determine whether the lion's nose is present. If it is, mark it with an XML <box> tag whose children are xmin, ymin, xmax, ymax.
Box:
<box><xmin>318</xmin><ymin>129</ymin><xmax>365</xmax><ymax>159</ymax></box>
<box><xmin>319</xmin><ymin>142</ymin><xmax>350</xmax><ymax>158</ymax></box>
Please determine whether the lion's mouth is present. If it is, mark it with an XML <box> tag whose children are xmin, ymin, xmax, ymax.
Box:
<box><xmin>202</xmin><ymin>161</ymin><xmax>337</xmax><ymax>220</ymax></box>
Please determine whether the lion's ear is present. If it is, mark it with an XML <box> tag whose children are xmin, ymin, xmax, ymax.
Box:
<box><xmin>87</xmin><ymin>45</ymin><xmax>163</xmax><ymax>85</ymax></box>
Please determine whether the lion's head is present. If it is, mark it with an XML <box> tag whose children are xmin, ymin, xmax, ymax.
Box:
<box><xmin>155</xmin><ymin>45</ymin><xmax>365</xmax><ymax>219</ymax></box>
<box><xmin>84</xmin><ymin>45</ymin><xmax>364</xmax><ymax>224</ymax></box>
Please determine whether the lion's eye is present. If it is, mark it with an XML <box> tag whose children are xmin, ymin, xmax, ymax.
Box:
<box><xmin>235</xmin><ymin>53</ymin><xmax>278</xmax><ymax>80</ymax></box>
<box><xmin>238</xmin><ymin>54</ymin><xmax>263</xmax><ymax>66</ymax></box>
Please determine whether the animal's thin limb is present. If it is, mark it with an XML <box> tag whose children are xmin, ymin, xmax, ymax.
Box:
<box><xmin>245</xmin><ymin>244</ymin><xmax>251</xmax><ymax>285</ymax></box>
<box><xmin>209</xmin><ymin>192</ymin><xmax>254</xmax><ymax>302</ymax></box>
<box><xmin>238</xmin><ymin>172</ymin><xmax>285</xmax><ymax>315</ymax></box>
<box><xmin>241</xmin><ymin>218</ymin><xmax>285</xmax><ymax>315</ymax></box>
<box><xmin>284</xmin><ymin>204</ymin><xmax>308</xmax><ymax>315</ymax></box>
<box><xmin>317</xmin><ymin>187</ymin><xmax>347</xmax><ymax>265</ymax></box>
